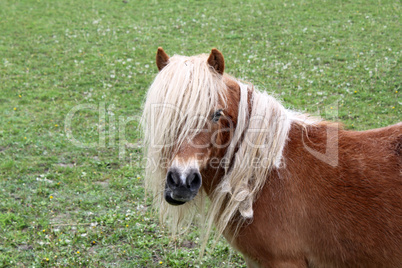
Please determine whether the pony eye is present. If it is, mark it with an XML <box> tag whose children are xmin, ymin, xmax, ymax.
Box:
<box><xmin>212</xmin><ymin>109</ymin><xmax>224</xmax><ymax>122</ymax></box>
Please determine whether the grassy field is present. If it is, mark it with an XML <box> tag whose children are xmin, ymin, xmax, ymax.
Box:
<box><xmin>0</xmin><ymin>0</ymin><xmax>400</xmax><ymax>267</ymax></box>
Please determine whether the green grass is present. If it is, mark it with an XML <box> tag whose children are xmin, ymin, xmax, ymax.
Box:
<box><xmin>0</xmin><ymin>0</ymin><xmax>400</xmax><ymax>267</ymax></box>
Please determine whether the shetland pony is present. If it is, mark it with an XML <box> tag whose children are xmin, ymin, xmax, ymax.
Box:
<box><xmin>142</xmin><ymin>48</ymin><xmax>402</xmax><ymax>267</ymax></box>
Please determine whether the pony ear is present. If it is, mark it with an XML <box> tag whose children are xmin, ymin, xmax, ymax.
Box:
<box><xmin>207</xmin><ymin>48</ymin><xmax>225</xmax><ymax>75</ymax></box>
<box><xmin>156</xmin><ymin>47</ymin><xmax>169</xmax><ymax>71</ymax></box>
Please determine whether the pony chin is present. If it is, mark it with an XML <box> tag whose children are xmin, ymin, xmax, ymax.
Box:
<box><xmin>164</xmin><ymin>190</ymin><xmax>187</xmax><ymax>206</ymax></box>
<box><xmin>164</xmin><ymin>186</ymin><xmax>196</xmax><ymax>206</ymax></box>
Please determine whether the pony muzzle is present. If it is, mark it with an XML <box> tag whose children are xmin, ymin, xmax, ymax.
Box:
<box><xmin>164</xmin><ymin>167</ymin><xmax>202</xmax><ymax>206</ymax></box>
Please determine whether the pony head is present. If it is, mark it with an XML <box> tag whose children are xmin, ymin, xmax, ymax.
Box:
<box><xmin>142</xmin><ymin>48</ymin><xmax>292</xmax><ymax>242</ymax></box>
<box><xmin>143</xmin><ymin>48</ymin><xmax>237</xmax><ymax>204</ymax></box>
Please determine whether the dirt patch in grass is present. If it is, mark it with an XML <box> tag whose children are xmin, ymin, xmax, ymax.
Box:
<box><xmin>181</xmin><ymin>240</ymin><xmax>196</xmax><ymax>249</ymax></box>
<box><xmin>18</xmin><ymin>244</ymin><xmax>33</xmax><ymax>251</ymax></box>
<box><xmin>50</xmin><ymin>212</ymin><xmax>72</xmax><ymax>224</ymax></box>
<box><xmin>94</xmin><ymin>180</ymin><xmax>109</xmax><ymax>187</ymax></box>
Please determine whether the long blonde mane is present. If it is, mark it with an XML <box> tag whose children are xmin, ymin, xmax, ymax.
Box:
<box><xmin>142</xmin><ymin>54</ymin><xmax>227</xmax><ymax>235</ymax></box>
<box><xmin>142</xmin><ymin>53</ymin><xmax>304</xmax><ymax>253</ymax></box>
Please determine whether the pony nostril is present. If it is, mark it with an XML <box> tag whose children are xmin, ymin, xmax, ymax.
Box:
<box><xmin>167</xmin><ymin>170</ymin><xmax>180</xmax><ymax>189</ymax></box>
<box><xmin>187</xmin><ymin>171</ymin><xmax>202</xmax><ymax>191</ymax></box>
